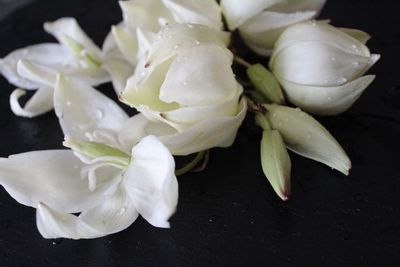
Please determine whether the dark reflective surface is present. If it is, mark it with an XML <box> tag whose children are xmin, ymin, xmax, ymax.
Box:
<box><xmin>0</xmin><ymin>0</ymin><xmax>399</xmax><ymax>266</ymax></box>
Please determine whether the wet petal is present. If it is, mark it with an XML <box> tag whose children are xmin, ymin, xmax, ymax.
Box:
<box><xmin>159</xmin><ymin>44</ymin><xmax>237</xmax><ymax>106</ymax></box>
<box><xmin>54</xmin><ymin>75</ymin><xmax>128</xmax><ymax>145</ymax></box>
<box><xmin>0</xmin><ymin>150</ymin><xmax>120</xmax><ymax>213</ymax></box>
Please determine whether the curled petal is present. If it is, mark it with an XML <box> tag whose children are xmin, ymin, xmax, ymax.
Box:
<box><xmin>160</xmin><ymin>98</ymin><xmax>247</xmax><ymax>155</ymax></box>
<box><xmin>37</xmin><ymin>187</ymin><xmax>138</xmax><ymax>239</ymax></box>
<box><xmin>118</xmin><ymin>98</ymin><xmax>246</xmax><ymax>156</ymax></box>
<box><xmin>9</xmin><ymin>87</ymin><xmax>53</xmax><ymax>118</ymax></box>
<box><xmin>124</xmin><ymin>136</ymin><xmax>178</xmax><ymax>228</ymax></box>
<box><xmin>0</xmin><ymin>43</ymin><xmax>72</xmax><ymax>89</ymax></box>
<box><xmin>0</xmin><ymin>150</ymin><xmax>120</xmax><ymax>213</ymax></box>
<box><xmin>265</xmin><ymin>104</ymin><xmax>351</xmax><ymax>175</ymax></box>
<box><xmin>277</xmin><ymin>75</ymin><xmax>377</xmax><ymax>115</ymax></box>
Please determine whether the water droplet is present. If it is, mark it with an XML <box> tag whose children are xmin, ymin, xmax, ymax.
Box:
<box><xmin>117</xmin><ymin>207</ymin><xmax>126</xmax><ymax>215</ymax></box>
<box><xmin>352</xmin><ymin>61</ymin><xmax>360</xmax><ymax>67</ymax></box>
<box><xmin>182</xmin><ymin>81</ymin><xmax>189</xmax><ymax>86</ymax></box>
<box><xmin>208</xmin><ymin>215</ymin><xmax>217</xmax><ymax>223</ymax></box>
<box><xmin>94</xmin><ymin>109</ymin><xmax>103</xmax><ymax>120</ymax></box>
<box><xmin>66</xmin><ymin>101</ymin><xmax>72</xmax><ymax>107</ymax></box>
<box><xmin>337</xmin><ymin>77</ymin><xmax>348</xmax><ymax>85</ymax></box>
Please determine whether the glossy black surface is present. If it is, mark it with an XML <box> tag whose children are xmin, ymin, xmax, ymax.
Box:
<box><xmin>0</xmin><ymin>0</ymin><xmax>399</xmax><ymax>266</ymax></box>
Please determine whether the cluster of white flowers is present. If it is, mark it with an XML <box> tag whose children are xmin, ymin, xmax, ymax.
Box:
<box><xmin>0</xmin><ymin>0</ymin><xmax>379</xmax><ymax>239</ymax></box>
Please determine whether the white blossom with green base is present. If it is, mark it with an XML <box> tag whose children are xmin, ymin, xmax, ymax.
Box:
<box><xmin>121</xmin><ymin>24</ymin><xmax>247</xmax><ymax>155</ymax></box>
<box><xmin>0</xmin><ymin>74</ymin><xmax>179</xmax><ymax>239</ymax></box>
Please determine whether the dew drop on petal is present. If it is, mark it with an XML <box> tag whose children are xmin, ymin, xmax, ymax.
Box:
<box><xmin>94</xmin><ymin>109</ymin><xmax>103</xmax><ymax>120</ymax></box>
<box><xmin>118</xmin><ymin>207</ymin><xmax>127</xmax><ymax>215</ymax></box>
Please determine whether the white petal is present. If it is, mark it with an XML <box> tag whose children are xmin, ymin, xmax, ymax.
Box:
<box><xmin>103</xmin><ymin>58</ymin><xmax>134</xmax><ymax>95</ymax></box>
<box><xmin>162</xmin><ymin>0</ymin><xmax>223</xmax><ymax>30</ymax></box>
<box><xmin>265</xmin><ymin>104</ymin><xmax>351</xmax><ymax>175</ymax></box>
<box><xmin>269</xmin><ymin>0</ymin><xmax>326</xmax><ymax>13</ymax></box>
<box><xmin>221</xmin><ymin>0</ymin><xmax>282</xmax><ymax>30</ymax></box>
<box><xmin>0</xmin><ymin>150</ymin><xmax>120</xmax><ymax>213</ymax></box>
<box><xmin>147</xmin><ymin>23</ymin><xmax>230</xmax><ymax>68</ymax></box>
<box><xmin>44</xmin><ymin>17</ymin><xmax>102</xmax><ymax>59</ymax></box>
<box><xmin>338</xmin><ymin>28</ymin><xmax>371</xmax><ymax>44</ymax></box>
<box><xmin>271</xmin><ymin>22</ymin><xmax>371</xmax><ymax>60</ymax></box>
<box><xmin>54</xmin><ymin>75</ymin><xmax>128</xmax><ymax>145</ymax></box>
<box><xmin>17</xmin><ymin>60</ymin><xmax>58</xmax><ymax>87</ymax></box>
<box><xmin>159</xmin><ymin>98</ymin><xmax>247</xmax><ymax>155</ymax></box>
<box><xmin>37</xmin><ymin>203</ymin><xmax>102</xmax><ymax>239</ymax></box>
<box><xmin>122</xmin><ymin>57</ymin><xmax>179</xmax><ymax>112</ymax></box>
<box><xmin>37</xmin><ymin>185</ymin><xmax>139</xmax><ymax>239</ymax></box>
<box><xmin>18</xmin><ymin>58</ymin><xmax>109</xmax><ymax>88</ymax></box>
<box><xmin>277</xmin><ymin>75</ymin><xmax>376</xmax><ymax>115</ymax></box>
<box><xmin>159</xmin><ymin>83</ymin><xmax>242</xmax><ymax>131</ymax></box>
<box><xmin>79</xmin><ymin>187</ymin><xmax>139</xmax><ymax>235</ymax></box>
<box><xmin>124</xmin><ymin>136</ymin><xmax>178</xmax><ymax>228</ymax></box>
<box><xmin>119</xmin><ymin>0</ymin><xmax>173</xmax><ymax>32</ymax></box>
<box><xmin>9</xmin><ymin>87</ymin><xmax>53</xmax><ymax>118</ymax></box>
<box><xmin>272</xmin><ymin>42</ymin><xmax>375</xmax><ymax>87</ymax></box>
<box><xmin>111</xmin><ymin>25</ymin><xmax>138</xmax><ymax>65</ymax></box>
<box><xmin>118</xmin><ymin>114</ymin><xmax>177</xmax><ymax>150</ymax></box>
<box><xmin>159</xmin><ymin>44</ymin><xmax>237</xmax><ymax>106</ymax></box>
<box><xmin>239</xmin><ymin>10</ymin><xmax>316</xmax><ymax>55</ymax></box>
<box><xmin>0</xmin><ymin>43</ymin><xmax>72</xmax><ymax>89</ymax></box>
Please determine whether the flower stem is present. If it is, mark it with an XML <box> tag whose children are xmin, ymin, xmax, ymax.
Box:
<box><xmin>175</xmin><ymin>151</ymin><xmax>208</xmax><ymax>176</ymax></box>
<box><xmin>234</xmin><ymin>56</ymin><xmax>252</xmax><ymax>68</ymax></box>
<box><xmin>244</xmin><ymin>95</ymin><xmax>268</xmax><ymax>114</ymax></box>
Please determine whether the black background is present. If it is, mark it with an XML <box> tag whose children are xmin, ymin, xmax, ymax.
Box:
<box><xmin>0</xmin><ymin>0</ymin><xmax>399</xmax><ymax>266</ymax></box>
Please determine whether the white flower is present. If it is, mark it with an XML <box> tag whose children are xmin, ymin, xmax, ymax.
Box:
<box><xmin>270</xmin><ymin>22</ymin><xmax>380</xmax><ymax>115</ymax></box>
<box><xmin>0</xmin><ymin>18</ymin><xmax>112</xmax><ymax>118</ymax></box>
<box><xmin>0</xmin><ymin>75</ymin><xmax>178</xmax><ymax>239</ymax></box>
<box><xmin>111</xmin><ymin>0</ymin><xmax>222</xmax><ymax>67</ymax></box>
<box><xmin>221</xmin><ymin>0</ymin><xmax>326</xmax><ymax>55</ymax></box>
<box><xmin>120</xmin><ymin>24</ymin><xmax>247</xmax><ymax>155</ymax></box>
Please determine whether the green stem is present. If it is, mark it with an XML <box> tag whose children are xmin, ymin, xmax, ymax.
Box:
<box><xmin>234</xmin><ymin>56</ymin><xmax>252</xmax><ymax>68</ymax></box>
<box><xmin>175</xmin><ymin>151</ymin><xmax>207</xmax><ymax>176</ymax></box>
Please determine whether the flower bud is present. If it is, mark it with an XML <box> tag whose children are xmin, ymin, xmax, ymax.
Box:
<box><xmin>264</xmin><ymin>104</ymin><xmax>351</xmax><ymax>175</ymax></box>
<box><xmin>260</xmin><ymin>129</ymin><xmax>291</xmax><ymax>201</ymax></box>
<box><xmin>270</xmin><ymin>21</ymin><xmax>380</xmax><ymax>115</ymax></box>
<box><xmin>247</xmin><ymin>64</ymin><xmax>285</xmax><ymax>104</ymax></box>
